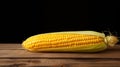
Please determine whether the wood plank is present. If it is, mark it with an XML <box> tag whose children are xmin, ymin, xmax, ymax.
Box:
<box><xmin>63</xmin><ymin>63</ymin><xmax>120</xmax><ymax>67</ymax></box>
<box><xmin>0</xmin><ymin>43</ymin><xmax>22</xmax><ymax>49</ymax></box>
<box><xmin>0</xmin><ymin>44</ymin><xmax>120</xmax><ymax>67</ymax></box>
<box><xmin>0</xmin><ymin>59</ymin><xmax>120</xmax><ymax>67</ymax></box>
<box><xmin>0</xmin><ymin>44</ymin><xmax>120</xmax><ymax>59</ymax></box>
<box><xmin>0</xmin><ymin>49</ymin><xmax>120</xmax><ymax>59</ymax></box>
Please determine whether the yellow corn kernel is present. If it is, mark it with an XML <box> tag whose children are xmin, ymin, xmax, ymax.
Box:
<box><xmin>22</xmin><ymin>31</ymin><xmax>119</xmax><ymax>52</ymax></box>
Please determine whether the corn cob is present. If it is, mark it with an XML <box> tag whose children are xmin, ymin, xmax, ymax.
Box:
<box><xmin>22</xmin><ymin>31</ymin><xmax>119</xmax><ymax>52</ymax></box>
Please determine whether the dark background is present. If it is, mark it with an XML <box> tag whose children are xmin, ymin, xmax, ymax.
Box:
<box><xmin>0</xmin><ymin>0</ymin><xmax>119</xmax><ymax>43</ymax></box>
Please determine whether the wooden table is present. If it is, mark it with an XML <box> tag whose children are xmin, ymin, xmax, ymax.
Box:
<box><xmin>0</xmin><ymin>44</ymin><xmax>120</xmax><ymax>67</ymax></box>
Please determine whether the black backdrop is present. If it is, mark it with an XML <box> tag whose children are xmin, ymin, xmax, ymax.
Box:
<box><xmin>0</xmin><ymin>0</ymin><xmax>119</xmax><ymax>43</ymax></box>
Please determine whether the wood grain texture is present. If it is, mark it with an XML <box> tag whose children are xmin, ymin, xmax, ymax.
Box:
<box><xmin>0</xmin><ymin>44</ymin><xmax>120</xmax><ymax>67</ymax></box>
